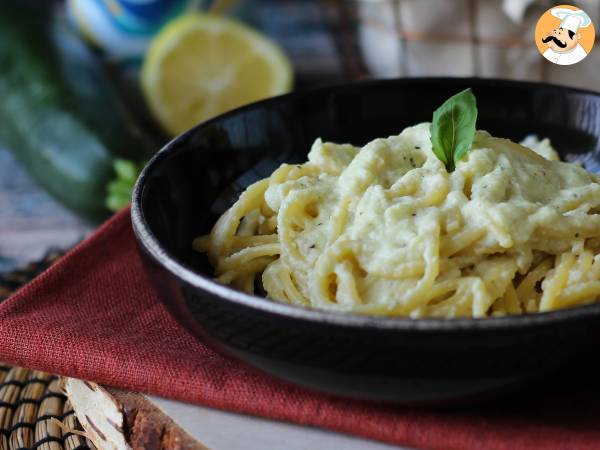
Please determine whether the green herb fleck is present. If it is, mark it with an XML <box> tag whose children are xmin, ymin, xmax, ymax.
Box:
<box><xmin>430</xmin><ymin>88</ymin><xmax>478</xmax><ymax>172</ymax></box>
<box><xmin>105</xmin><ymin>159</ymin><xmax>145</xmax><ymax>212</ymax></box>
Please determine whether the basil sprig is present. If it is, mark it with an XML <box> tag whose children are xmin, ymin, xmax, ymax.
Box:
<box><xmin>430</xmin><ymin>88</ymin><xmax>478</xmax><ymax>172</ymax></box>
<box><xmin>105</xmin><ymin>159</ymin><xmax>144</xmax><ymax>212</ymax></box>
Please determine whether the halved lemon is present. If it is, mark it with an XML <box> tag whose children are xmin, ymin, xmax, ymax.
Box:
<box><xmin>141</xmin><ymin>13</ymin><xmax>293</xmax><ymax>136</ymax></box>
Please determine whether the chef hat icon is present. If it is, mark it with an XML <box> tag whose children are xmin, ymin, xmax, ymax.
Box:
<box><xmin>550</xmin><ymin>7</ymin><xmax>592</xmax><ymax>33</ymax></box>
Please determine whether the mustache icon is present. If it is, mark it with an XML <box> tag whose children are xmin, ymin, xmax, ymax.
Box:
<box><xmin>542</xmin><ymin>35</ymin><xmax>567</xmax><ymax>48</ymax></box>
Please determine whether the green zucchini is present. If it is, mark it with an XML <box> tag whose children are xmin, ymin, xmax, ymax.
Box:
<box><xmin>0</xmin><ymin>4</ymin><xmax>150</xmax><ymax>222</ymax></box>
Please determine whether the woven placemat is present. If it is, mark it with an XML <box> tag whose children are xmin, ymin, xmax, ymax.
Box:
<box><xmin>0</xmin><ymin>251</ymin><xmax>94</xmax><ymax>450</ymax></box>
<box><xmin>0</xmin><ymin>250</ymin><xmax>62</xmax><ymax>302</ymax></box>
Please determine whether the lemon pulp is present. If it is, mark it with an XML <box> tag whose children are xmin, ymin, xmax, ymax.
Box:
<box><xmin>142</xmin><ymin>13</ymin><xmax>293</xmax><ymax>136</ymax></box>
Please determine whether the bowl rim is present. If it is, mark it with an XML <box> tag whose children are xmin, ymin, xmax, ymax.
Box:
<box><xmin>131</xmin><ymin>76</ymin><xmax>600</xmax><ymax>331</ymax></box>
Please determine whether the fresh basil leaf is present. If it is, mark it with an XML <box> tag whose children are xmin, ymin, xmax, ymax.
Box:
<box><xmin>105</xmin><ymin>158</ymin><xmax>144</xmax><ymax>212</ymax></box>
<box><xmin>430</xmin><ymin>88</ymin><xmax>478</xmax><ymax>172</ymax></box>
<box><xmin>114</xmin><ymin>159</ymin><xmax>139</xmax><ymax>182</ymax></box>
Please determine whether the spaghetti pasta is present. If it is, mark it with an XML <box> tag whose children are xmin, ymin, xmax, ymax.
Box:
<box><xmin>195</xmin><ymin>123</ymin><xmax>600</xmax><ymax>318</ymax></box>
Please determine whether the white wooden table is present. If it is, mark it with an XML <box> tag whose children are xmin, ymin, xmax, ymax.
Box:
<box><xmin>152</xmin><ymin>396</ymin><xmax>405</xmax><ymax>449</ymax></box>
<box><xmin>0</xmin><ymin>146</ymin><xmax>411</xmax><ymax>449</ymax></box>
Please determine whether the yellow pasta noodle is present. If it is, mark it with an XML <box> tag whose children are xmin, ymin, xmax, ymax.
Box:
<box><xmin>194</xmin><ymin>123</ymin><xmax>600</xmax><ymax>318</ymax></box>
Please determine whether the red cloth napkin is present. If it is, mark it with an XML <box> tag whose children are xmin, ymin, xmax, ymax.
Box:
<box><xmin>2</xmin><ymin>209</ymin><xmax>600</xmax><ymax>450</ymax></box>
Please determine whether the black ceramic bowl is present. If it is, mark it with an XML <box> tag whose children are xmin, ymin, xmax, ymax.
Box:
<box><xmin>132</xmin><ymin>78</ymin><xmax>600</xmax><ymax>405</ymax></box>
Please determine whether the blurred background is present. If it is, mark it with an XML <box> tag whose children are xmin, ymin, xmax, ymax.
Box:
<box><xmin>1</xmin><ymin>0</ymin><xmax>599</xmax><ymax>273</ymax></box>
